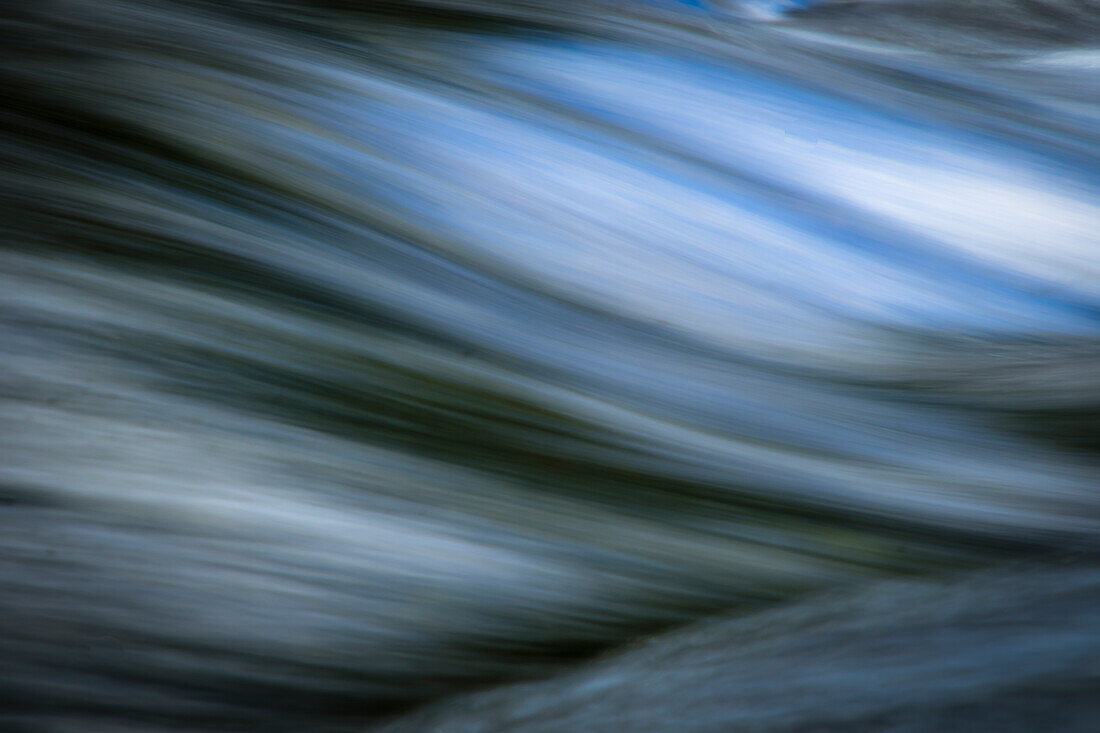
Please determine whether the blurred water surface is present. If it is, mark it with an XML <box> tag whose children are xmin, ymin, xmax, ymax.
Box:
<box><xmin>2</xmin><ymin>0</ymin><xmax>1099</xmax><ymax>730</ymax></box>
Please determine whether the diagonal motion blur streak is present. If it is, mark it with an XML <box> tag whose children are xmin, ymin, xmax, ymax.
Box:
<box><xmin>1</xmin><ymin>0</ymin><xmax>1099</xmax><ymax>730</ymax></box>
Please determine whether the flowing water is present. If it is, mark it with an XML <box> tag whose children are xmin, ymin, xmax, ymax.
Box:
<box><xmin>2</xmin><ymin>1</ymin><xmax>1099</xmax><ymax>730</ymax></box>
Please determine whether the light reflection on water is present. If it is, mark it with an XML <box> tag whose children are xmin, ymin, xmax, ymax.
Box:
<box><xmin>1</xmin><ymin>0</ymin><xmax>1099</xmax><ymax>730</ymax></box>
